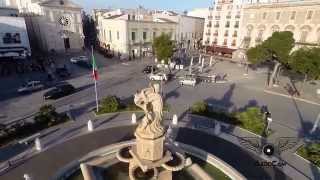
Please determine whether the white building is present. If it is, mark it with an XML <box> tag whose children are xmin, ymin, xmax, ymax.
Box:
<box><xmin>241</xmin><ymin>0</ymin><xmax>320</xmax><ymax>49</ymax></box>
<box><xmin>2</xmin><ymin>0</ymin><xmax>84</xmax><ymax>53</ymax></box>
<box><xmin>187</xmin><ymin>8</ymin><xmax>209</xmax><ymax>19</ymax></box>
<box><xmin>96</xmin><ymin>9</ymin><xmax>177</xmax><ymax>59</ymax></box>
<box><xmin>0</xmin><ymin>7</ymin><xmax>31</xmax><ymax>58</ymax></box>
<box><xmin>153</xmin><ymin>10</ymin><xmax>205</xmax><ymax>49</ymax></box>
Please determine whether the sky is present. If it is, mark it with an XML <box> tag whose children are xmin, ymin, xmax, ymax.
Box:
<box><xmin>76</xmin><ymin>0</ymin><xmax>212</xmax><ymax>13</ymax></box>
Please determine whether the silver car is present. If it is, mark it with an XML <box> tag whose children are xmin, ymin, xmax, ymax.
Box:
<box><xmin>18</xmin><ymin>81</ymin><xmax>44</xmax><ymax>93</ymax></box>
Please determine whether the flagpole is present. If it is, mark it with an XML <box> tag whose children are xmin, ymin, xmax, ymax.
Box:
<box><xmin>92</xmin><ymin>46</ymin><xmax>99</xmax><ymax>112</ymax></box>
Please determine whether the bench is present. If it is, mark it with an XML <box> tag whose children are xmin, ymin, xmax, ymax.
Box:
<box><xmin>18</xmin><ymin>133</ymin><xmax>41</xmax><ymax>145</ymax></box>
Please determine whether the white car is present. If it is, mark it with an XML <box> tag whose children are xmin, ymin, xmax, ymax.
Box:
<box><xmin>70</xmin><ymin>56</ymin><xmax>89</xmax><ymax>63</ymax></box>
<box><xmin>179</xmin><ymin>77</ymin><xmax>196</xmax><ymax>87</ymax></box>
<box><xmin>149</xmin><ymin>73</ymin><xmax>168</xmax><ymax>81</ymax></box>
<box><xmin>18</xmin><ymin>81</ymin><xmax>44</xmax><ymax>93</ymax></box>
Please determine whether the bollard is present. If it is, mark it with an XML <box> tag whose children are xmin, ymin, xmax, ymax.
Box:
<box><xmin>214</xmin><ymin>122</ymin><xmax>221</xmax><ymax>135</ymax></box>
<box><xmin>23</xmin><ymin>174</ymin><xmax>31</xmax><ymax>180</ymax></box>
<box><xmin>172</xmin><ymin>114</ymin><xmax>178</xmax><ymax>125</ymax></box>
<box><xmin>132</xmin><ymin>113</ymin><xmax>137</xmax><ymax>124</ymax></box>
<box><xmin>87</xmin><ymin>120</ymin><xmax>94</xmax><ymax>132</ymax></box>
<box><xmin>209</xmin><ymin>56</ymin><xmax>213</xmax><ymax>67</ymax></box>
<box><xmin>35</xmin><ymin>137</ymin><xmax>42</xmax><ymax>151</ymax></box>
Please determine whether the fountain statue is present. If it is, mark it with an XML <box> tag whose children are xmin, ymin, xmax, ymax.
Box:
<box><xmin>117</xmin><ymin>83</ymin><xmax>186</xmax><ymax>180</ymax></box>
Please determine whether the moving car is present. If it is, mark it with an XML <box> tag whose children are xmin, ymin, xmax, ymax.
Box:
<box><xmin>149</xmin><ymin>73</ymin><xmax>168</xmax><ymax>81</ymax></box>
<box><xmin>142</xmin><ymin>65</ymin><xmax>157</xmax><ymax>74</ymax></box>
<box><xmin>70</xmin><ymin>56</ymin><xmax>89</xmax><ymax>63</ymax></box>
<box><xmin>56</xmin><ymin>67</ymin><xmax>71</xmax><ymax>78</ymax></box>
<box><xmin>43</xmin><ymin>83</ymin><xmax>75</xmax><ymax>100</ymax></box>
<box><xmin>179</xmin><ymin>76</ymin><xmax>197</xmax><ymax>86</ymax></box>
<box><xmin>18</xmin><ymin>81</ymin><xmax>44</xmax><ymax>93</ymax></box>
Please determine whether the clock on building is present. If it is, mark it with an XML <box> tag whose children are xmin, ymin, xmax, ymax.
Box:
<box><xmin>58</xmin><ymin>16</ymin><xmax>70</xmax><ymax>26</ymax></box>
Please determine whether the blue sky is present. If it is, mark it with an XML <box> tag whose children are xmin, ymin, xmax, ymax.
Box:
<box><xmin>76</xmin><ymin>0</ymin><xmax>212</xmax><ymax>13</ymax></box>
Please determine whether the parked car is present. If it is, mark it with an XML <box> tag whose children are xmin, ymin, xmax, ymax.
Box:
<box><xmin>70</xmin><ymin>56</ymin><xmax>89</xmax><ymax>63</ymax></box>
<box><xmin>149</xmin><ymin>73</ymin><xmax>168</xmax><ymax>81</ymax></box>
<box><xmin>43</xmin><ymin>83</ymin><xmax>75</xmax><ymax>100</ymax></box>
<box><xmin>143</xmin><ymin>65</ymin><xmax>157</xmax><ymax>74</ymax></box>
<box><xmin>179</xmin><ymin>76</ymin><xmax>197</xmax><ymax>86</ymax></box>
<box><xmin>56</xmin><ymin>67</ymin><xmax>71</xmax><ymax>78</ymax></box>
<box><xmin>18</xmin><ymin>81</ymin><xmax>44</xmax><ymax>93</ymax></box>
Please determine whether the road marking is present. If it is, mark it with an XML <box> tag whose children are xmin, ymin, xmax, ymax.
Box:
<box><xmin>264</xmin><ymin>90</ymin><xmax>320</xmax><ymax>106</ymax></box>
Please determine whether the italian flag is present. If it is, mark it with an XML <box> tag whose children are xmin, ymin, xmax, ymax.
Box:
<box><xmin>92</xmin><ymin>52</ymin><xmax>98</xmax><ymax>81</ymax></box>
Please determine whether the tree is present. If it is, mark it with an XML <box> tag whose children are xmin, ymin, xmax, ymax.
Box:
<box><xmin>290</xmin><ymin>47</ymin><xmax>320</xmax><ymax>92</ymax></box>
<box><xmin>246</xmin><ymin>31</ymin><xmax>295</xmax><ymax>87</ymax></box>
<box><xmin>153</xmin><ymin>33</ymin><xmax>174</xmax><ymax>64</ymax></box>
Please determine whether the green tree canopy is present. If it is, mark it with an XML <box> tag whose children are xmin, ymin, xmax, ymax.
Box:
<box><xmin>290</xmin><ymin>48</ymin><xmax>320</xmax><ymax>80</ymax></box>
<box><xmin>247</xmin><ymin>31</ymin><xmax>295</xmax><ymax>65</ymax></box>
<box><xmin>153</xmin><ymin>33</ymin><xmax>174</xmax><ymax>64</ymax></box>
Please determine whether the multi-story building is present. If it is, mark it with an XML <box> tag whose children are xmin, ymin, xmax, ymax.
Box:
<box><xmin>1</xmin><ymin>0</ymin><xmax>84</xmax><ymax>53</ymax></box>
<box><xmin>203</xmin><ymin>0</ymin><xmax>244</xmax><ymax>55</ymax></box>
<box><xmin>153</xmin><ymin>10</ymin><xmax>204</xmax><ymax>49</ymax></box>
<box><xmin>241</xmin><ymin>0</ymin><xmax>320</xmax><ymax>49</ymax></box>
<box><xmin>95</xmin><ymin>8</ymin><xmax>177</xmax><ymax>59</ymax></box>
<box><xmin>0</xmin><ymin>7</ymin><xmax>31</xmax><ymax>58</ymax></box>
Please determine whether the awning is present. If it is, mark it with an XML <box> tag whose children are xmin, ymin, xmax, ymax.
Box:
<box><xmin>206</xmin><ymin>46</ymin><xmax>236</xmax><ymax>55</ymax></box>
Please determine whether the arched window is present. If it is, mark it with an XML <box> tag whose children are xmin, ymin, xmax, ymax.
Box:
<box><xmin>300</xmin><ymin>25</ymin><xmax>312</xmax><ymax>43</ymax></box>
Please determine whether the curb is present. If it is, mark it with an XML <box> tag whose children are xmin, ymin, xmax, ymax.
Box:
<box><xmin>294</xmin><ymin>152</ymin><xmax>320</xmax><ymax>171</ymax></box>
<box><xmin>264</xmin><ymin>90</ymin><xmax>320</xmax><ymax>106</ymax></box>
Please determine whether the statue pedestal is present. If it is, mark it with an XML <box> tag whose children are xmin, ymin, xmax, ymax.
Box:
<box><xmin>136</xmin><ymin>134</ymin><xmax>165</xmax><ymax>161</ymax></box>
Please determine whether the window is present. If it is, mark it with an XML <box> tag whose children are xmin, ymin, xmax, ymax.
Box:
<box><xmin>213</xmin><ymin>38</ymin><xmax>217</xmax><ymax>44</ymax></box>
<box><xmin>276</xmin><ymin>12</ymin><xmax>281</xmax><ymax>20</ymax></box>
<box><xmin>233</xmin><ymin>31</ymin><xmax>237</xmax><ymax>37</ymax></box>
<box><xmin>3</xmin><ymin>33</ymin><xmax>21</xmax><ymax>44</ymax></box>
<box><xmin>307</xmin><ymin>11</ymin><xmax>313</xmax><ymax>20</ymax></box>
<box><xmin>263</xmin><ymin>12</ymin><xmax>267</xmax><ymax>20</ymax></box>
<box><xmin>109</xmin><ymin>30</ymin><xmax>112</xmax><ymax>42</ymax></box>
<box><xmin>232</xmin><ymin>40</ymin><xmax>236</xmax><ymax>46</ymax></box>
<box><xmin>300</xmin><ymin>31</ymin><xmax>308</xmax><ymax>43</ymax></box>
<box><xmin>234</xmin><ymin>21</ymin><xmax>239</xmax><ymax>28</ymax></box>
<box><xmin>290</xmin><ymin>11</ymin><xmax>296</xmax><ymax>20</ymax></box>
<box><xmin>131</xmin><ymin>32</ymin><xmax>136</xmax><ymax>41</ymax></box>
<box><xmin>117</xmin><ymin>31</ymin><xmax>120</xmax><ymax>40</ymax></box>
<box><xmin>214</xmin><ymin>30</ymin><xmax>218</xmax><ymax>36</ymax></box>
<box><xmin>223</xmin><ymin>39</ymin><xmax>227</xmax><ymax>46</ymax></box>
<box><xmin>226</xmin><ymin>11</ymin><xmax>231</xmax><ymax>19</ymax></box>
<box><xmin>143</xmin><ymin>32</ymin><xmax>147</xmax><ymax>40</ymax></box>
<box><xmin>132</xmin><ymin>15</ymin><xmax>135</xmax><ymax>20</ymax></box>
<box><xmin>225</xmin><ymin>21</ymin><xmax>230</xmax><ymax>28</ymax></box>
<box><xmin>224</xmin><ymin>30</ymin><xmax>228</xmax><ymax>37</ymax></box>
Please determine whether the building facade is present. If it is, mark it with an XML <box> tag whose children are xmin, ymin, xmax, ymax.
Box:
<box><xmin>203</xmin><ymin>0</ymin><xmax>244</xmax><ymax>53</ymax></box>
<box><xmin>2</xmin><ymin>0</ymin><xmax>84</xmax><ymax>53</ymax></box>
<box><xmin>153</xmin><ymin>10</ymin><xmax>205</xmax><ymax>49</ymax></box>
<box><xmin>96</xmin><ymin>10</ymin><xmax>177</xmax><ymax>59</ymax></box>
<box><xmin>0</xmin><ymin>7</ymin><xmax>31</xmax><ymax>58</ymax></box>
<box><xmin>241</xmin><ymin>0</ymin><xmax>320</xmax><ymax>49</ymax></box>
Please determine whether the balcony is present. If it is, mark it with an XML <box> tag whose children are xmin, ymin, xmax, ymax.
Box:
<box><xmin>224</xmin><ymin>34</ymin><xmax>228</xmax><ymax>37</ymax></box>
<box><xmin>214</xmin><ymin>24</ymin><xmax>219</xmax><ymax>28</ymax></box>
<box><xmin>213</xmin><ymin>33</ymin><xmax>218</xmax><ymax>36</ymax></box>
<box><xmin>226</xmin><ymin>15</ymin><xmax>231</xmax><ymax>19</ymax></box>
<box><xmin>235</xmin><ymin>15</ymin><xmax>241</xmax><ymax>19</ymax></box>
<box><xmin>207</xmin><ymin>24</ymin><xmax>212</xmax><ymax>28</ymax></box>
<box><xmin>225</xmin><ymin>25</ymin><xmax>230</xmax><ymax>28</ymax></box>
<box><xmin>215</xmin><ymin>16</ymin><xmax>221</xmax><ymax>20</ymax></box>
<box><xmin>233</xmin><ymin>34</ymin><xmax>237</xmax><ymax>37</ymax></box>
<box><xmin>205</xmin><ymin>41</ymin><xmax>210</xmax><ymax>44</ymax></box>
<box><xmin>205</xmin><ymin>32</ymin><xmax>211</xmax><ymax>36</ymax></box>
<box><xmin>208</xmin><ymin>15</ymin><xmax>213</xmax><ymax>19</ymax></box>
<box><xmin>234</xmin><ymin>25</ymin><xmax>239</xmax><ymax>28</ymax></box>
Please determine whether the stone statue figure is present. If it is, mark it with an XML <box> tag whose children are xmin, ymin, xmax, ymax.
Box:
<box><xmin>134</xmin><ymin>83</ymin><xmax>165</xmax><ymax>139</ymax></box>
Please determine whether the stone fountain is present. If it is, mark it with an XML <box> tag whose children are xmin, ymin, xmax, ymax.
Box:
<box><xmin>116</xmin><ymin>83</ymin><xmax>186</xmax><ymax>180</ymax></box>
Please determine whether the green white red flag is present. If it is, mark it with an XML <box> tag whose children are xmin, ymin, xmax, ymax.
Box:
<box><xmin>91</xmin><ymin>51</ymin><xmax>98</xmax><ymax>81</ymax></box>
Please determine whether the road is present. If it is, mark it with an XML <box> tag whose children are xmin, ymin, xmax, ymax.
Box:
<box><xmin>0</xmin><ymin>51</ymin><xmax>319</xmax><ymax>138</ymax></box>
